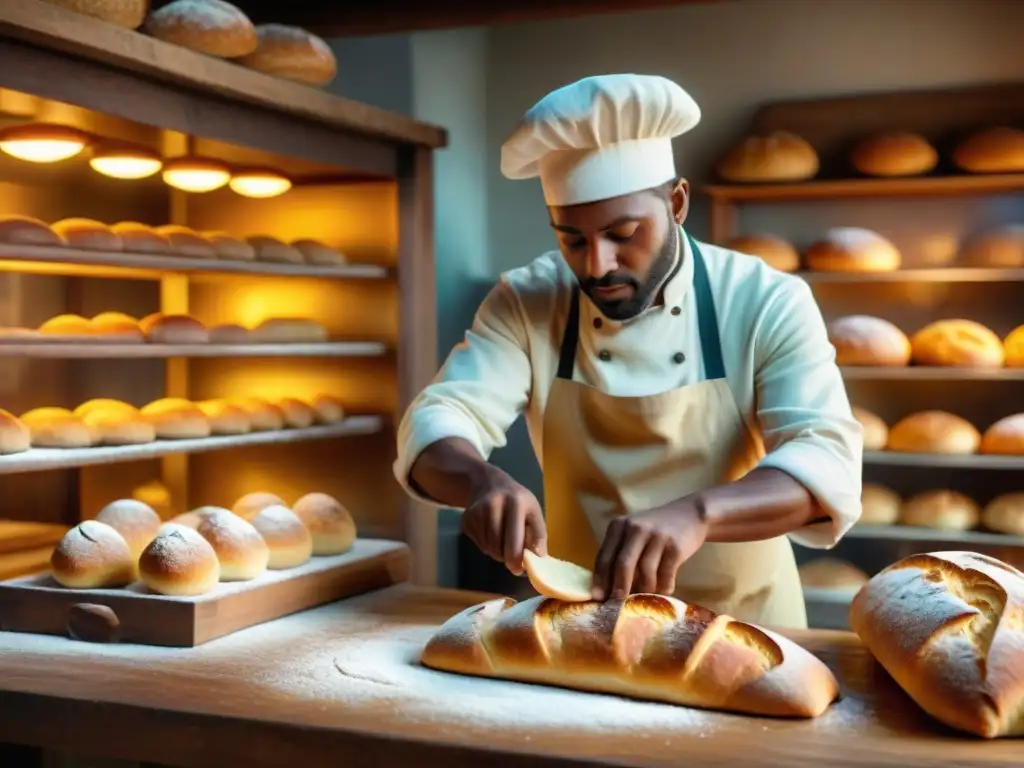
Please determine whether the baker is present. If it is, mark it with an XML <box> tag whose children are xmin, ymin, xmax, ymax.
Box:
<box><xmin>394</xmin><ymin>74</ymin><xmax>863</xmax><ymax>628</ymax></box>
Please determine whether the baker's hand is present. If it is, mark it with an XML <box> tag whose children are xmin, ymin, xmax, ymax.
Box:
<box><xmin>462</xmin><ymin>468</ymin><xmax>546</xmax><ymax>576</ymax></box>
<box><xmin>591</xmin><ymin>499</ymin><xmax>708</xmax><ymax>601</ymax></box>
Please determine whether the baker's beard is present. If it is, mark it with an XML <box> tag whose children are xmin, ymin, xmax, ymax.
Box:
<box><xmin>582</xmin><ymin>223</ymin><xmax>679</xmax><ymax>321</ymax></box>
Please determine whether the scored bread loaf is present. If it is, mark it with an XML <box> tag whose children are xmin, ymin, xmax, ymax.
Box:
<box><xmin>910</xmin><ymin>319</ymin><xmax>1005</xmax><ymax>368</ymax></box>
<box><xmin>849</xmin><ymin>551</ymin><xmax>1024</xmax><ymax>738</ymax></box>
<box><xmin>714</xmin><ymin>131</ymin><xmax>819</xmax><ymax>183</ymax></box>
<box><xmin>421</xmin><ymin>594</ymin><xmax>840</xmax><ymax>718</ymax></box>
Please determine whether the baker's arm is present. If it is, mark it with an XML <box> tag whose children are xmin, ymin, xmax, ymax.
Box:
<box><xmin>394</xmin><ymin>280</ymin><xmax>533</xmax><ymax>509</ymax></box>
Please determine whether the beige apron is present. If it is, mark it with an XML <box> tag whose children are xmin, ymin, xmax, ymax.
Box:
<box><xmin>542</xmin><ymin>233</ymin><xmax>807</xmax><ymax>629</ymax></box>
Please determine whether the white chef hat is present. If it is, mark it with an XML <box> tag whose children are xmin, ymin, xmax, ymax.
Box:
<box><xmin>500</xmin><ymin>74</ymin><xmax>701</xmax><ymax>207</ymax></box>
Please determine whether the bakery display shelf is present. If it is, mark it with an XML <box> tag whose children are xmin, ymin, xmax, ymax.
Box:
<box><xmin>862</xmin><ymin>450</ymin><xmax>1024</xmax><ymax>469</ymax></box>
<box><xmin>0</xmin><ymin>416</ymin><xmax>384</xmax><ymax>476</ymax></box>
<box><xmin>799</xmin><ymin>267</ymin><xmax>1024</xmax><ymax>284</ymax></box>
<box><xmin>702</xmin><ymin>173</ymin><xmax>1024</xmax><ymax>203</ymax></box>
<box><xmin>0</xmin><ymin>243</ymin><xmax>390</xmax><ymax>281</ymax></box>
<box><xmin>840</xmin><ymin>366</ymin><xmax>1024</xmax><ymax>381</ymax></box>
<box><xmin>845</xmin><ymin>524</ymin><xmax>1024</xmax><ymax>548</ymax></box>
<box><xmin>0</xmin><ymin>341</ymin><xmax>389</xmax><ymax>359</ymax></box>
<box><xmin>0</xmin><ymin>521</ymin><xmax>68</xmax><ymax>556</ymax></box>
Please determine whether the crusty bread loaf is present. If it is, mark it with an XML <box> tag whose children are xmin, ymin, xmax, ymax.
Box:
<box><xmin>277</xmin><ymin>397</ymin><xmax>315</xmax><ymax>428</ymax></box>
<box><xmin>849</xmin><ymin>132</ymin><xmax>938</xmax><ymax>177</ymax></box>
<box><xmin>982</xmin><ymin>493</ymin><xmax>1024</xmax><ymax>536</ymax></box>
<box><xmin>805</xmin><ymin>227</ymin><xmax>901</xmax><ymax>273</ymax></box>
<box><xmin>250</xmin><ymin>504</ymin><xmax>312</xmax><ymax>569</ymax></box>
<box><xmin>41</xmin><ymin>0</ymin><xmax>148</xmax><ymax>29</ymax></box>
<box><xmin>959</xmin><ymin>224</ymin><xmax>1024</xmax><ymax>268</ymax></box>
<box><xmin>852</xmin><ymin>406</ymin><xmax>888</xmax><ymax>450</ymax></box>
<box><xmin>900</xmin><ymin>490</ymin><xmax>981</xmax><ymax>531</ymax></box>
<box><xmin>247</xmin><ymin>235</ymin><xmax>304</xmax><ymax>264</ymax></box>
<box><xmin>724</xmin><ymin>233</ymin><xmax>800</xmax><ymax>272</ymax></box>
<box><xmin>309</xmin><ymin>393</ymin><xmax>345</xmax><ymax>424</ymax></box>
<box><xmin>910</xmin><ymin>319</ymin><xmax>1005</xmax><ymax>368</ymax></box>
<box><xmin>292</xmin><ymin>238</ymin><xmax>347</xmax><ymax>266</ymax></box>
<box><xmin>229</xmin><ymin>397</ymin><xmax>285</xmax><ymax>431</ymax></box>
<box><xmin>251</xmin><ymin>317</ymin><xmax>328</xmax><ymax>343</ymax></box>
<box><xmin>235</xmin><ymin>24</ymin><xmax>337</xmax><ymax>86</ymax></box>
<box><xmin>153</xmin><ymin>225</ymin><xmax>217</xmax><ymax>259</ymax></box>
<box><xmin>232</xmin><ymin>491</ymin><xmax>286</xmax><ymax>521</ymax></box>
<box><xmin>91</xmin><ymin>311</ymin><xmax>145</xmax><ymax>342</ymax></box>
<box><xmin>140</xmin><ymin>398</ymin><xmax>211</xmax><ymax>439</ymax></box>
<box><xmin>196</xmin><ymin>508</ymin><xmax>269</xmax><ymax>581</ymax></box>
<box><xmin>849</xmin><ymin>551</ymin><xmax>1024</xmax><ymax>737</ymax></box>
<box><xmin>139</xmin><ymin>523</ymin><xmax>220</xmax><ymax>596</ymax></box>
<box><xmin>828</xmin><ymin>315</ymin><xmax>911</xmax><ymax>366</ymax></box>
<box><xmin>980</xmin><ymin>413</ymin><xmax>1024</xmax><ymax>455</ymax></box>
<box><xmin>715</xmin><ymin>131</ymin><xmax>819</xmax><ymax>183</ymax></box>
<box><xmin>1003</xmin><ymin>324</ymin><xmax>1024</xmax><ymax>368</ymax></box>
<box><xmin>20</xmin><ymin>407</ymin><xmax>95</xmax><ymax>448</ymax></box>
<box><xmin>422</xmin><ymin>593</ymin><xmax>840</xmax><ymax>718</ymax></box>
<box><xmin>861</xmin><ymin>483</ymin><xmax>901</xmax><ymax>525</ymax></box>
<box><xmin>51</xmin><ymin>520</ymin><xmax>135</xmax><ymax>589</ymax></box>
<box><xmin>292</xmin><ymin>492</ymin><xmax>356</xmax><ymax>555</ymax></box>
<box><xmin>110</xmin><ymin>222</ymin><xmax>171</xmax><ymax>254</ymax></box>
<box><xmin>196</xmin><ymin>399</ymin><xmax>251</xmax><ymax>435</ymax></box>
<box><xmin>523</xmin><ymin>550</ymin><xmax>592</xmax><ymax>602</ymax></box>
<box><xmin>38</xmin><ymin>314</ymin><xmax>93</xmax><ymax>336</ymax></box>
<box><xmin>887</xmin><ymin>411</ymin><xmax>980</xmax><ymax>455</ymax></box>
<box><xmin>140</xmin><ymin>313</ymin><xmax>209</xmax><ymax>344</ymax></box>
<box><xmin>52</xmin><ymin>218</ymin><xmax>122</xmax><ymax>251</ymax></box>
<box><xmin>0</xmin><ymin>408</ymin><xmax>31</xmax><ymax>455</ymax></box>
<box><xmin>95</xmin><ymin>499</ymin><xmax>162</xmax><ymax>565</ymax></box>
<box><xmin>143</xmin><ymin>0</ymin><xmax>257</xmax><ymax>58</ymax></box>
<box><xmin>0</xmin><ymin>214</ymin><xmax>64</xmax><ymax>246</ymax></box>
<box><xmin>952</xmin><ymin>127</ymin><xmax>1024</xmax><ymax>174</ymax></box>
<box><xmin>798</xmin><ymin>557</ymin><xmax>869</xmax><ymax>589</ymax></box>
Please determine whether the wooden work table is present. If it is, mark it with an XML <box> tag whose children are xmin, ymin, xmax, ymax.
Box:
<box><xmin>0</xmin><ymin>584</ymin><xmax>1019</xmax><ymax>768</ymax></box>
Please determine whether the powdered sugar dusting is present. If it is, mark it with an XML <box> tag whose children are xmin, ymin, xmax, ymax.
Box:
<box><xmin>140</xmin><ymin>524</ymin><xmax>216</xmax><ymax>577</ymax></box>
<box><xmin>57</xmin><ymin>520</ymin><xmax>129</xmax><ymax>562</ymax></box>
<box><xmin>252</xmin><ymin>505</ymin><xmax>305</xmax><ymax>535</ymax></box>
<box><xmin>152</xmin><ymin>0</ymin><xmax>250</xmax><ymax>29</ymax></box>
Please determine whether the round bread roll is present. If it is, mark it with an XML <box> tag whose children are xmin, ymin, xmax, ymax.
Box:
<box><xmin>828</xmin><ymin>315</ymin><xmax>911</xmax><ymax>366</ymax></box>
<box><xmin>900</xmin><ymin>490</ymin><xmax>980</xmax><ymax>531</ymax></box>
<box><xmin>201</xmin><ymin>231</ymin><xmax>256</xmax><ymax>261</ymax></box>
<box><xmin>95</xmin><ymin>499</ymin><xmax>162</xmax><ymax>564</ymax></box>
<box><xmin>805</xmin><ymin>227</ymin><xmax>901</xmax><ymax>273</ymax></box>
<box><xmin>51</xmin><ymin>218</ymin><xmax>122</xmax><ymax>251</ymax></box>
<box><xmin>167</xmin><ymin>511</ymin><xmax>203</xmax><ymax>530</ymax></box>
<box><xmin>860</xmin><ymin>483</ymin><xmax>901</xmax><ymax>525</ymax></box>
<box><xmin>20</xmin><ymin>407</ymin><xmax>95</xmax><ymax>448</ymax></box>
<box><xmin>229</xmin><ymin>397</ymin><xmax>285</xmax><ymax>431</ymax></box>
<box><xmin>979</xmin><ymin>413</ymin><xmax>1024</xmax><ymax>455</ymax></box>
<box><xmin>0</xmin><ymin>408</ymin><xmax>31</xmax><ymax>454</ymax></box>
<box><xmin>724</xmin><ymin>233</ymin><xmax>800</xmax><ymax>272</ymax></box>
<box><xmin>250</xmin><ymin>505</ymin><xmax>313</xmax><ymax>569</ymax></box>
<box><xmin>952</xmin><ymin>127</ymin><xmax>1024</xmax><ymax>174</ymax></box>
<box><xmin>39</xmin><ymin>314</ymin><xmax>94</xmax><ymax>336</ymax></box>
<box><xmin>251</xmin><ymin>317</ymin><xmax>328</xmax><ymax>343</ymax></box>
<box><xmin>310</xmin><ymin>393</ymin><xmax>345</xmax><ymax>424</ymax></box>
<box><xmin>292</xmin><ymin>492</ymin><xmax>357</xmax><ymax>555</ymax></box>
<box><xmin>196</xmin><ymin>399</ymin><xmax>251</xmax><ymax>435</ymax></box>
<box><xmin>798</xmin><ymin>557</ymin><xmax>870</xmax><ymax>590</ymax></box>
<box><xmin>235</xmin><ymin>24</ymin><xmax>337</xmax><ymax>86</ymax></box>
<box><xmin>207</xmin><ymin>323</ymin><xmax>251</xmax><ymax>344</ymax></box>
<box><xmin>982</xmin><ymin>493</ymin><xmax>1024</xmax><ymax>536</ymax></box>
<box><xmin>246</xmin><ymin>235</ymin><xmax>304</xmax><ymax>264</ymax></box>
<box><xmin>715</xmin><ymin>131</ymin><xmax>819</xmax><ymax>183</ymax></box>
<box><xmin>887</xmin><ymin>411</ymin><xmax>980</xmax><ymax>455</ymax></box>
<box><xmin>143</xmin><ymin>0</ymin><xmax>257</xmax><ymax>58</ymax></box>
<box><xmin>849</xmin><ymin>132</ymin><xmax>938</xmax><ymax>177</ymax></box>
<box><xmin>196</xmin><ymin>508</ymin><xmax>269</xmax><ymax>581</ymax></box>
<box><xmin>0</xmin><ymin>214</ymin><xmax>64</xmax><ymax>246</ymax></box>
<box><xmin>80</xmin><ymin>404</ymin><xmax>156</xmax><ymax>445</ymax></box>
<box><xmin>140</xmin><ymin>398</ymin><xmax>211</xmax><ymax>439</ymax></box>
<box><xmin>1004</xmin><ymin>324</ymin><xmax>1024</xmax><ymax>368</ymax></box>
<box><xmin>292</xmin><ymin>239</ymin><xmax>347</xmax><ymax>266</ymax></box>
<box><xmin>232</xmin><ymin>491</ymin><xmax>286</xmax><ymax>521</ymax></box>
<box><xmin>140</xmin><ymin>313</ymin><xmax>210</xmax><ymax>344</ymax></box>
<box><xmin>958</xmin><ymin>224</ymin><xmax>1024</xmax><ymax>268</ymax></box>
<box><xmin>41</xmin><ymin>0</ymin><xmax>148</xmax><ymax>29</ymax></box>
<box><xmin>277</xmin><ymin>397</ymin><xmax>315</xmax><ymax>429</ymax></box>
<box><xmin>51</xmin><ymin>520</ymin><xmax>135</xmax><ymax>589</ymax></box>
<box><xmin>910</xmin><ymin>319</ymin><xmax>1004</xmax><ymax>368</ymax></box>
<box><xmin>153</xmin><ymin>225</ymin><xmax>217</xmax><ymax>259</ymax></box>
<box><xmin>110</xmin><ymin>222</ymin><xmax>172</xmax><ymax>254</ymax></box>
<box><xmin>138</xmin><ymin>524</ymin><xmax>220</xmax><ymax>597</ymax></box>
<box><xmin>73</xmin><ymin>398</ymin><xmax>138</xmax><ymax>420</ymax></box>
<box><xmin>91</xmin><ymin>311</ymin><xmax>144</xmax><ymax>342</ymax></box>
<box><xmin>131</xmin><ymin>479</ymin><xmax>172</xmax><ymax>519</ymax></box>
<box><xmin>852</xmin><ymin>406</ymin><xmax>888</xmax><ymax>451</ymax></box>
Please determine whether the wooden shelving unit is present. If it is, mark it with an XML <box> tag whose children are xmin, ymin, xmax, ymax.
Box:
<box><xmin>840</xmin><ymin>366</ymin><xmax>1024</xmax><ymax>381</ymax></box>
<box><xmin>0</xmin><ymin>5</ymin><xmax>445</xmax><ymax>584</ymax></box>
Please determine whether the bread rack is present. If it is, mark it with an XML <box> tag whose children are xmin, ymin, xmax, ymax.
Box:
<box><xmin>0</xmin><ymin>4</ymin><xmax>443</xmax><ymax>584</ymax></box>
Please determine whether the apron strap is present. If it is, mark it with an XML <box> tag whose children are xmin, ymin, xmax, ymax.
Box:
<box><xmin>556</xmin><ymin>287</ymin><xmax>581</xmax><ymax>380</ymax></box>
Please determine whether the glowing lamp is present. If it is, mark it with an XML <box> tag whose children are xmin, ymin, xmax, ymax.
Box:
<box><xmin>162</xmin><ymin>156</ymin><xmax>231</xmax><ymax>193</ymax></box>
<box><xmin>90</xmin><ymin>143</ymin><xmax>163</xmax><ymax>179</ymax></box>
<box><xmin>229</xmin><ymin>167</ymin><xmax>292</xmax><ymax>198</ymax></box>
<box><xmin>0</xmin><ymin>123</ymin><xmax>89</xmax><ymax>163</ymax></box>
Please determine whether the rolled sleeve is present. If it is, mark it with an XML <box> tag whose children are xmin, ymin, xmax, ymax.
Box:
<box><xmin>753</xmin><ymin>279</ymin><xmax>863</xmax><ymax>548</ymax></box>
<box><xmin>394</xmin><ymin>280</ymin><xmax>532</xmax><ymax>508</ymax></box>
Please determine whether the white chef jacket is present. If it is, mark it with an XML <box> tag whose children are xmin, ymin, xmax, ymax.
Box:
<box><xmin>394</xmin><ymin>233</ymin><xmax>863</xmax><ymax>548</ymax></box>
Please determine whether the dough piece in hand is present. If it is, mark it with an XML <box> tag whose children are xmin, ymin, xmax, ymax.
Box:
<box><xmin>51</xmin><ymin>520</ymin><xmax>135</xmax><ymax>589</ymax></box>
<box><xmin>139</xmin><ymin>524</ymin><xmax>220</xmax><ymax>597</ymax></box>
<box><xmin>251</xmin><ymin>505</ymin><xmax>312</xmax><ymax>569</ymax></box>
<box><xmin>292</xmin><ymin>492</ymin><xmax>356</xmax><ymax>555</ymax></box>
<box><xmin>20</xmin><ymin>407</ymin><xmax>95</xmax><ymax>448</ymax></box>
<box><xmin>140</xmin><ymin>398</ymin><xmax>211</xmax><ymax>439</ymax></box>
<box><xmin>202</xmin><ymin>231</ymin><xmax>256</xmax><ymax>261</ymax></box>
<box><xmin>196</xmin><ymin>508</ymin><xmax>269</xmax><ymax>581</ymax></box>
<box><xmin>95</xmin><ymin>499</ymin><xmax>162</xmax><ymax>565</ymax></box>
<box><xmin>0</xmin><ymin>408</ymin><xmax>31</xmax><ymax>454</ymax></box>
<box><xmin>110</xmin><ymin>222</ymin><xmax>171</xmax><ymax>254</ymax></box>
<box><xmin>523</xmin><ymin>550</ymin><xmax>593</xmax><ymax>602</ymax></box>
<box><xmin>52</xmin><ymin>218</ymin><xmax>122</xmax><ymax>251</ymax></box>
<box><xmin>232</xmin><ymin>491</ymin><xmax>286</xmax><ymax>521</ymax></box>
<box><xmin>310</xmin><ymin>393</ymin><xmax>345</xmax><ymax>424</ymax></box>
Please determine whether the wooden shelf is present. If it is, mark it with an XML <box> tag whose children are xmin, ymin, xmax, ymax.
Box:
<box><xmin>0</xmin><ymin>341</ymin><xmax>388</xmax><ymax>359</ymax></box>
<box><xmin>863</xmin><ymin>450</ymin><xmax>1024</xmax><ymax>470</ymax></box>
<box><xmin>841</xmin><ymin>366</ymin><xmax>1024</xmax><ymax>381</ymax></box>
<box><xmin>0</xmin><ymin>417</ymin><xmax>383</xmax><ymax>476</ymax></box>
<box><xmin>798</xmin><ymin>267</ymin><xmax>1024</xmax><ymax>284</ymax></box>
<box><xmin>702</xmin><ymin>173</ymin><xmax>1024</xmax><ymax>203</ymax></box>
<box><xmin>0</xmin><ymin>243</ymin><xmax>390</xmax><ymax>281</ymax></box>
<box><xmin>845</xmin><ymin>524</ymin><xmax>1024</xmax><ymax>548</ymax></box>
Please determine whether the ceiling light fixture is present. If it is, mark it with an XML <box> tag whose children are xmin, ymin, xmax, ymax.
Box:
<box><xmin>162</xmin><ymin>156</ymin><xmax>231</xmax><ymax>193</ymax></box>
<box><xmin>0</xmin><ymin>123</ymin><xmax>90</xmax><ymax>163</ymax></box>
<box><xmin>89</xmin><ymin>143</ymin><xmax>163</xmax><ymax>180</ymax></box>
<box><xmin>228</xmin><ymin>166</ymin><xmax>293</xmax><ymax>198</ymax></box>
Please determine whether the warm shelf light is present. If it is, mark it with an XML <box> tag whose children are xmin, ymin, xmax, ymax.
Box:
<box><xmin>89</xmin><ymin>143</ymin><xmax>163</xmax><ymax>180</ymax></box>
<box><xmin>0</xmin><ymin>123</ymin><xmax>89</xmax><ymax>163</ymax></box>
<box><xmin>162</xmin><ymin>156</ymin><xmax>231</xmax><ymax>193</ymax></box>
<box><xmin>228</xmin><ymin>166</ymin><xmax>293</xmax><ymax>198</ymax></box>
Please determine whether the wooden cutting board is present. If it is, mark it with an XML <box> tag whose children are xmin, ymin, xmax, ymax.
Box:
<box><xmin>0</xmin><ymin>538</ymin><xmax>408</xmax><ymax>647</ymax></box>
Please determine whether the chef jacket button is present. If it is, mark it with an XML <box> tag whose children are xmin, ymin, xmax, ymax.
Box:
<box><xmin>593</xmin><ymin>317</ymin><xmax>603</xmax><ymax>329</ymax></box>
<box><xmin>599</xmin><ymin>349</ymin><xmax>612</xmax><ymax>362</ymax></box>
<box><xmin>671</xmin><ymin>306</ymin><xmax>681</xmax><ymax>316</ymax></box>
<box><xmin>672</xmin><ymin>351</ymin><xmax>685</xmax><ymax>364</ymax></box>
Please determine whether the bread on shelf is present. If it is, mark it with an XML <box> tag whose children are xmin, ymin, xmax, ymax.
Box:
<box><xmin>714</xmin><ymin>131</ymin><xmax>819</xmax><ymax>183</ymax></box>
<box><xmin>202</xmin><ymin>231</ymin><xmax>256</xmax><ymax>261</ymax></box>
<box><xmin>52</xmin><ymin>218</ymin><xmax>122</xmax><ymax>251</ymax></box>
<box><xmin>849</xmin><ymin>131</ymin><xmax>938</xmax><ymax>177</ymax></box>
<box><xmin>828</xmin><ymin>315</ymin><xmax>911</xmax><ymax>366</ymax></box>
<box><xmin>110</xmin><ymin>222</ymin><xmax>172</xmax><ymax>254</ymax></box>
<box><xmin>51</xmin><ymin>520</ymin><xmax>135</xmax><ymax>589</ymax></box>
<box><xmin>196</xmin><ymin>507</ymin><xmax>269</xmax><ymax>581</ymax></box>
<box><xmin>196</xmin><ymin>399</ymin><xmax>252</xmax><ymax>435</ymax></box>
<box><xmin>860</xmin><ymin>483</ymin><xmax>901</xmax><ymax>525</ymax></box>
<box><xmin>798</xmin><ymin>557</ymin><xmax>870</xmax><ymax>590</ymax></box>
<box><xmin>20</xmin><ymin>407</ymin><xmax>96</xmax><ymax>448</ymax></box>
<box><xmin>804</xmin><ymin>227</ymin><xmax>901</xmax><ymax>272</ymax></box>
<box><xmin>168</xmin><ymin>505</ymin><xmax>223</xmax><ymax>530</ymax></box>
<box><xmin>250</xmin><ymin>504</ymin><xmax>313</xmax><ymax>569</ymax></box>
<box><xmin>276</xmin><ymin>397</ymin><xmax>315</xmax><ymax>428</ymax></box>
<box><xmin>42</xmin><ymin>0</ymin><xmax>148</xmax><ymax>29</ymax></box>
<box><xmin>852</xmin><ymin>406</ymin><xmax>888</xmax><ymax>450</ymax></box>
<box><xmin>899</xmin><ymin>489</ymin><xmax>980</xmax><ymax>531</ymax></box>
<box><xmin>910</xmin><ymin>319</ymin><xmax>1005</xmax><ymax>368</ymax></box>
<box><xmin>724</xmin><ymin>233</ymin><xmax>800</xmax><ymax>272</ymax></box>
<box><xmin>79</xmin><ymin>402</ymin><xmax>156</xmax><ymax>446</ymax></box>
<box><xmin>90</xmin><ymin>311</ymin><xmax>145</xmax><ymax>342</ymax></box>
<box><xmin>139</xmin><ymin>523</ymin><xmax>221</xmax><ymax>597</ymax></box>
<box><xmin>951</xmin><ymin>126</ymin><xmax>1024</xmax><ymax>174</ymax></box>
<box><xmin>94</xmin><ymin>499</ymin><xmax>162</xmax><ymax>567</ymax></box>
<box><xmin>38</xmin><ymin>314</ymin><xmax>94</xmax><ymax>336</ymax></box>
<box><xmin>153</xmin><ymin>225</ymin><xmax>217</xmax><ymax>259</ymax></box>
<box><xmin>980</xmin><ymin>413</ymin><xmax>1024</xmax><ymax>455</ymax></box>
<box><xmin>207</xmin><ymin>323</ymin><xmax>251</xmax><ymax>344</ymax></box>
<box><xmin>0</xmin><ymin>214</ymin><xmax>64</xmax><ymax>246</ymax></box>
<box><xmin>251</xmin><ymin>317</ymin><xmax>328</xmax><ymax>343</ymax></box>
<box><xmin>140</xmin><ymin>312</ymin><xmax>210</xmax><ymax>344</ymax></box>
<box><xmin>292</xmin><ymin>492</ymin><xmax>356</xmax><ymax>555</ymax></box>
<box><xmin>1003</xmin><ymin>324</ymin><xmax>1024</xmax><ymax>368</ymax></box>
<box><xmin>0</xmin><ymin>408</ymin><xmax>31</xmax><ymax>455</ymax></box>
<box><xmin>143</xmin><ymin>0</ymin><xmax>258</xmax><ymax>58</ymax></box>
<box><xmin>235</xmin><ymin>24</ymin><xmax>338</xmax><ymax>86</ymax></box>
<box><xmin>140</xmin><ymin>398</ymin><xmax>212</xmax><ymax>439</ymax></box>
<box><xmin>293</xmin><ymin>239</ymin><xmax>347</xmax><ymax>266</ymax></box>
<box><xmin>886</xmin><ymin>411</ymin><xmax>980</xmax><ymax>455</ymax></box>
<box><xmin>232</xmin><ymin>491</ymin><xmax>286</xmax><ymax>521</ymax></box>
<box><xmin>310</xmin><ymin>393</ymin><xmax>345</xmax><ymax>424</ymax></box>
<box><xmin>229</xmin><ymin>396</ymin><xmax>286</xmax><ymax>431</ymax></box>
<box><xmin>247</xmin><ymin>235</ymin><xmax>304</xmax><ymax>264</ymax></box>
<box><xmin>958</xmin><ymin>224</ymin><xmax>1024</xmax><ymax>268</ymax></box>
<box><xmin>982</xmin><ymin>493</ymin><xmax>1024</xmax><ymax>536</ymax></box>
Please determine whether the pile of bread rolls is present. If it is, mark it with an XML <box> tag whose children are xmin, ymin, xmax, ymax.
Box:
<box><xmin>49</xmin><ymin>491</ymin><xmax>357</xmax><ymax>596</ymax></box>
<box><xmin>829</xmin><ymin>316</ymin><xmax>1024</xmax><ymax>368</ymax></box>
<box><xmin>859</xmin><ymin>482</ymin><xmax>1024</xmax><ymax>536</ymax></box>
<box><xmin>715</xmin><ymin>125</ymin><xmax>1024</xmax><ymax>182</ymax></box>
<box><xmin>0</xmin><ymin>215</ymin><xmax>349</xmax><ymax>267</ymax></box>
<box><xmin>854</xmin><ymin>406</ymin><xmax>1024</xmax><ymax>457</ymax></box>
<box><xmin>0</xmin><ymin>393</ymin><xmax>346</xmax><ymax>451</ymax></box>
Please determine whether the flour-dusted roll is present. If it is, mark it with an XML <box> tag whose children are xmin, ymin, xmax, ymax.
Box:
<box><xmin>140</xmin><ymin>398</ymin><xmax>211</xmax><ymax>439</ymax></box>
<box><xmin>52</xmin><ymin>218</ymin><xmax>122</xmax><ymax>251</ymax></box>
<box><xmin>828</xmin><ymin>315</ymin><xmax>911</xmax><ymax>366</ymax></box>
<box><xmin>952</xmin><ymin>127</ymin><xmax>1024</xmax><ymax>174</ymax></box>
<box><xmin>251</xmin><ymin>504</ymin><xmax>312</xmax><ymax>569</ymax></box>
<box><xmin>277</xmin><ymin>397</ymin><xmax>315</xmax><ymax>428</ymax></box>
<box><xmin>201</xmin><ymin>232</ymin><xmax>256</xmax><ymax>261</ymax></box>
<box><xmin>51</xmin><ymin>520</ymin><xmax>135</xmax><ymax>589</ymax></box>
<box><xmin>900</xmin><ymin>490</ymin><xmax>981</xmax><ymax>531</ymax></box>
<box><xmin>724</xmin><ymin>233</ymin><xmax>800</xmax><ymax>272</ymax></box>
<box><xmin>20</xmin><ymin>407</ymin><xmax>95</xmax><ymax>448</ymax></box>
<box><xmin>143</xmin><ymin>0</ymin><xmax>257</xmax><ymax>58</ymax></box>
<box><xmin>292</xmin><ymin>238</ymin><xmax>347</xmax><ymax>266</ymax></box>
<box><xmin>715</xmin><ymin>131</ymin><xmax>819</xmax><ymax>183</ymax></box>
<box><xmin>110</xmin><ymin>222</ymin><xmax>172</xmax><ymax>254</ymax></box>
<box><xmin>95</xmin><ymin>499</ymin><xmax>163</xmax><ymax>565</ymax></box>
<box><xmin>1003</xmin><ymin>324</ymin><xmax>1024</xmax><ymax>368</ymax></box>
<box><xmin>959</xmin><ymin>224</ymin><xmax>1024</xmax><ymax>268</ymax></box>
<box><xmin>798</xmin><ymin>557</ymin><xmax>870</xmax><ymax>590</ymax></box>
<box><xmin>980</xmin><ymin>414</ymin><xmax>1024</xmax><ymax>455</ymax></box>
<box><xmin>140</xmin><ymin>313</ymin><xmax>210</xmax><ymax>344</ymax></box>
<box><xmin>236</xmin><ymin>24</ymin><xmax>337</xmax><ymax>86</ymax></box>
<box><xmin>0</xmin><ymin>214</ymin><xmax>64</xmax><ymax>246</ymax></box>
<box><xmin>0</xmin><ymin>409</ymin><xmax>31</xmax><ymax>455</ymax></box>
<box><xmin>168</xmin><ymin>505</ymin><xmax>223</xmax><ymax>530</ymax></box>
<box><xmin>139</xmin><ymin>523</ymin><xmax>220</xmax><ymax>597</ymax></box>
<box><xmin>849</xmin><ymin>132</ymin><xmax>938</xmax><ymax>177</ymax></box>
<box><xmin>292</xmin><ymin>492</ymin><xmax>356</xmax><ymax>555</ymax></box>
<box><xmin>422</xmin><ymin>593</ymin><xmax>840</xmax><ymax>718</ymax></box>
<box><xmin>153</xmin><ymin>225</ymin><xmax>217</xmax><ymax>259</ymax></box>
<box><xmin>860</xmin><ymin>483</ymin><xmax>901</xmax><ymax>525</ymax></box>
<box><xmin>887</xmin><ymin>411</ymin><xmax>980</xmax><ymax>455</ymax></box>
<box><xmin>251</xmin><ymin>317</ymin><xmax>328</xmax><ymax>343</ymax></box>
<box><xmin>232</xmin><ymin>491</ymin><xmax>286</xmax><ymax>521</ymax></box>
<box><xmin>196</xmin><ymin>508</ymin><xmax>269</xmax><ymax>581</ymax></box>
<box><xmin>852</xmin><ymin>406</ymin><xmax>888</xmax><ymax>450</ymax></box>
<box><xmin>196</xmin><ymin>399</ymin><xmax>251</xmax><ymax>435</ymax></box>
<box><xmin>805</xmin><ymin>228</ymin><xmax>901</xmax><ymax>273</ymax></box>
<box><xmin>41</xmin><ymin>0</ymin><xmax>148</xmax><ymax>29</ymax></box>
<box><xmin>849</xmin><ymin>551</ymin><xmax>1024</xmax><ymax>737</ymax></box>
<box><xmin>982</xmin><ymin>493</ymin><xmax>1024</xmax><ymax>536</ymax></box>
<box><xmin>309</xmin><ymin>393</ymin><xmax>345</xmax><ymax>424</ymax></box>
<box><xmin>247</xmin><ymin>235</ymin><xmax>304</xmax><ymax>264</ymax></box>
<box><xmin>910</xmin><ymin>319</ymin><xmax>1005</xmax><ymax>368</ymax></box>
<box><xmin>230</xmin><ymin>396</ymin><xmax>286</xmax><ymax>431</ymax></box>
<box><xmin>38</xmin><ymin>314</ymin><xmax>94</xmax><ymax>336</ymax></box>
